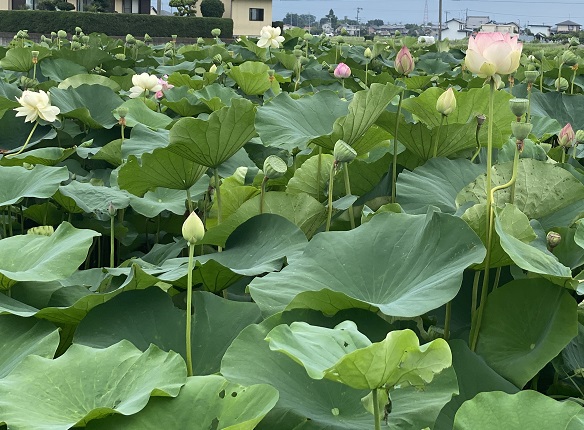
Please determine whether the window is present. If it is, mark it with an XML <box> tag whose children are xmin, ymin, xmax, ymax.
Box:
<box><xmin>249</xmin><ymin>8</ymin><xmax>264</xmax><ymax>21</ymax></box>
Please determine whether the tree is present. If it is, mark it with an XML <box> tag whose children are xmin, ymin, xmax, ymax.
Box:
<box><xmin>200</xmin><ymin>0</ymin><xmax>224</xmax><ymax>17</ymax></box>
<box><xmin>56</xmin><ymin>1</ymin><xmax>75</xmax><ymax>10</ymax></box>
<box><xmin>37</xmin><ymin>0</ymin><xmax>75</xmax><ymax>10</ymax></box>
<box><xmin>169</xmin><ymin>0</ymin><xmax>197</xmax><ymax>16</ymax></box>
<box><xmin>367</xmin><ymin>19</ymin><xmax>384</xmax><ymax>27</ymax></box>
<box><xmin>325</xmin><ymin>8</ymin><xmax>337</xmax><ymax>27</ymax></box>
<box><xmin>89</xmin><ymin>0</ymin><xmax>111</xmax><ymax>12</ymax></box>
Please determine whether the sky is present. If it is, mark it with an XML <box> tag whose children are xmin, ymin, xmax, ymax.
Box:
<box><xmin>272</xmin><ymin>0</ymin><xmax>584</xmax><ymax>27</ymax></box>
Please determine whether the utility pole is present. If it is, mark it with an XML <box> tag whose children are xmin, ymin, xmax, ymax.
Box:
<box><xmin>439</xmin><ymin>0</ymin><xmax>443</xmax><ymax>40</ymax></box>
<box><xmin>357</xmin><ymin>7</ymin><xmax>363</xmax><ymax>37</ymax></box>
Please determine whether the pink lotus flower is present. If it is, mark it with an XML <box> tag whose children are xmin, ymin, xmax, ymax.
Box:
<box><xmin>395</xmin><ymin>46</ymin><xmax>414</xmax><ymax>76</ymax></box>
<box><xmin>465</xmin><ymin>32</ymin><xmax>522</xmax><ymax>78</ymax></box>
<box><xmin>334</xmin><ymin>62</ymin><xmax>351</xmax><ymax>79</ymax></box>
<box><xmin>558</xmin><ymin>123</ymin><xmax>575</xmax><ymax>147</ymax></box>
<box><xmin>155</xmin><ymin>75</ymin><xmax>174</xmax><ymax>99</ymax></box>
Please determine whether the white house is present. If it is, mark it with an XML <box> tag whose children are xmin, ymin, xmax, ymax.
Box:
<box><xmin>480</xmin><ymin>21</ymin><xmax>519</xmax><ymax>34</ymax></box>
<box><xmin>527</xmin><ymin>24</ymin><xmax>551</xmax><ymax>38</ymax></box>
<box><xmin>466</xmin><ymin>15</ymin><xmax>490</xmax><ymax>31</ymax></box>
<box><xmin>441</xmin><ymin>18</ymin><xmax>471</xmax><ymax>40</ymax></box>
<box><xmin>555</xmin><ymin>20</ymin><xmax>581</xmax><ymax>33</ymax></box>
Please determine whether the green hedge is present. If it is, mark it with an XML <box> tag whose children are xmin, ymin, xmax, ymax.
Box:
<box><xmin>0</xmin><ymin>10</ymin><xmax>233</xmax><ymax>38</ymax></box>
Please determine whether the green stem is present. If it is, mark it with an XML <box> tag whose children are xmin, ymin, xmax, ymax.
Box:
<box><xmin>391</xmin><ymin>90</ymin><xmax>404</xmax><ymax>203</ymax></box>
<box><xmin>365</xmin><ymin>62</ymin><xmax>368</xmax><ymax>86</ymax></box>
<box><xmin>110</xmin><ymin>214</ymin><xmax>115</xmax><ymax>268</ymax></box>
<box><xmin>186</xmin><ymin>189</ymin><xmax>194</xmax><ymax>213</ymax></box>
<box><xmin>527</xmin><ymin>84</ymin><xmax>533</xmax><ymax>123</ymax></box>
<box><xmin>571</xmin><ymin>68</ymin><xmax>576</xmax><ymax>95</ymax></box>
<box><xmin>260</xmin><ymin>177</ymin><xmax>267</xmax><ymax>214</ymax></box>
<box><xmin>492</xmin><ymin>267</ymin><xmax>502</xmax><ymax>291</ymax></box>
<box><xmin>470</xmin><ymin>124</ymin><xmax>482</xmax><ymax>163</ymax></box>
<box><xmin>7</xmin><ymin>207</ymin><xmax>12</xmax><ymax>237</ymax></box>
<box><xmin>120</xmin><ymin>123</ymin><xmax>125</xmax><ymax>145</ymax></box>
<box><xmin>569</xmin><ymin>143</ymin><xmax>578</xmax><ymax>163</ymax></box>
<box><xmin>7</xmin><ymin>121</ymin><xmax>39</xmax><ymax>157</ymax></box>
<box><xmin>214</xmin><ymin>168</ymin><xmax>222</xmax><ymax>252</ymax></box>
<box><xmin>97</xmin><ymin>236</ymin><xmax>102</xmax><ymax>268</ymax></box>
<box><xmin>561</xmin><ymin>149</ymin><xmax>566</xmax><ymax>164</ymax></box>
<box><xmin>185</xmin><ymin>243</ymin><xmax>194</xmax><ymax>377</ymax></box>
<box><xmin>372</xmin><ymin>389</ymin><xmax>381</xmax><ymax>430</ymax></box>
<box><xmin>325</xmin><ymin>161</ymin><xmax>336</xmax><ymax>232</ymax></box>
<box><xmin>343</xmin><ymin>164</ymin><xmax>355</xmax><ymax>229</ymax></box>
<box><xmin>316</xmin><ymin>147</ymin><xmax>322</xmax><ymax>201</ymax></box>
<box><xmin>433</xmin><ymin>115</ymin><xmax>445</xmax><ymax>158</ymax></box>
<box><xmin>471</xmin><ymin>270</ymin><xmax>480</xmax><ymax>322</ymax></box>
<box><xmin>557</xmin><ymin>62</ymin><xmax>564</xmax><ymax>92</ymax></box>
<box><xmin>444</xmin><ymin>301</ymin><xmax>452</xmax><ymax>341</ymax></box>
<box><xmin>539</xmin><ymin>59</ymin><xmax>544</xmax><ymax>92</ymax></box>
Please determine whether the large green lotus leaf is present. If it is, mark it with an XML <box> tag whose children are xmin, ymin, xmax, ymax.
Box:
<box><xmin>53</xmin><ymin>46</ymin><xmax>112</xmax><ymax>71</ymax></box>
<box><xmin>0</xmin><ymin>315</ymin><xmax>59</xmax><ymax>378</ymax></box>
<box><xmin>166</xmin><ymin>71</ymin><xmax>207</xmax><ymax>91</ymax></box>
<box><xmin>476</xmin><ymin>279</ymin><xmax>577</xmax><ymax>388</ymax></box>
<box><xmin>552</xmin><ymin>223</ymin><xmax>584</xmax><ymax>270</ymax></box>
<box><xmin>250</xmin><ymin>211</ymin><xmax>485</xmax><ymax>318</ymax></box>
<box><xmin>0</xmin><ymin>47</ymin><xmax>33</xmax><ymax>72</ymax></box>
<box><xmin>267</xmin><ymin>321</ymin><xmax>452</xmax><ymax>390</ymax></box>
<box><xmin>118</xmin><ymin>148</ymin><xmax>208</xmax><ymax>196</ymax></box>
<box><xmin>287</xmin><ymin>153</ymin><xmax>334</xmax><ymax>203</ymax></box>
<box><xmin>255</xmin><ymin>91</ymin><xmax>349</xmax><ymax>152</ymax></box>
<box><xmin>0</xmin><ymin>265</ymin><xmax>163</xmax><ymax>324</ymax></box>
<box><xmin>397</xmin><ymin>158</ymin><xmax>484</xmax><ymax>214</ymax></box>
<box><xmin>201</xmin><ymin>192</ymin><xmax>326</xmax><ymax>246</ymax></box>
<box><xmin>0</xmin><ymin>165</ymin><xmax>68</xmax><ymax>206</ymax></box>
<box><xmin>155</xmin><ymin>60</ymin><xmax>199</xmax><ymax>76</ymax></box>
<box><xmin>121</xmin><ymin>123</ymin><xmax>169</xmax><ymax>159</ymax></box>
<box><xmin>58</xmin><ymin>73</ymin><xmax>121</xmax><ymax>92</ymax></box>
<box><xmin>74</xmin><ymin>287</ymin><xmax>261</xmax><ymax>375</ymax></box>
<box><xmin>0</xmin><ymin>222</ymin><xmax>99</xmax><ymax>290</ymax></box>
<box><xmin>529</xmin><ymin>116</ymin><xmax>562</xmax><ymax>141</ymax></box>
<box><xmin>58</xmin><ymin>181</ymin><xmax>131</xmax><ymax>213</ymax></box>
<box><xmin>530</xmin><ymin>91</ymin><xmax>584</xmax><ymax>131</ymax></box>
<box><xmin>0</xmin><ymin>111</ymin><xmax>57</xmax><ymax>154</ymax></box>
<box><xmin>0</xmin><ymin>146</ymin><xmax>76</xmax><ymax>167</ymax></box>
<box><xmin>113</xmin><ymin>98</ymin><xmax>173</xmax><ymax>129</ymax></box>
<box><xmin>128</xmin><ymin>180</ymin><xmax>208</xmax><ymax>218</ymax></box>
<box><xmin>456</xmin><ymin>159</ymin><xmax>584</xmax><ymax>230</ymax></box>
<box><xmin>0</xmin><ymin>80</ymin><xmax>20</xmax><ymax>115</ymax></box>
<box><xmin>168</xmin><ymin>98</ymin><xmax>256</xmax><ymax>168</ymax></box>
<box><xmin>575</xmin><ymin>219</ymin><xmax>584</xmax><ymax>250</ymax></box>
<box><xmin>193</xmin><ymin>83</ymin><xmax>243</xmax><ymax>111</ymax></box>
<box><xmin>160</xmin><ymin>85</ymin><xmax>208</xmax><ymax>117</ymax></box>
<box><xmin>434</xmin><ymin>340</ymin><xmax>519</xmax><ymax>430</ymax></box>
<box><xmin>85</xmin><ymin>375</ymin><xmax>278</xmax><ymax>430</ymax></box>
<box><xmin>453</xmin><ymin>391</ymin><xmax>584</xmax><ymax>430</ymax></box>
<box><xmin>311</xmin><ymin>83</ymin><xmax>403</xmax><ymax>152</ymax></box>
<box><xmin>50</xmin><ymin>84</ymin><xmax>123</xmax><ymax>129</ymax></box>
<box><xmin>39</xmin><ymin>58</ymin><xmax>87</xmax><ymax>82</ymax></box>
<box><xmin>495</xmin><ymin>205</ymin><xmax>575</xmax><ymax>288</ymax></box>
<box><xmin>228</xmin><ymin>61</ymin><xmax>271</xmax><ymax>95</ymax></box>
<box><xmin>0</xmin><ymin>341</ymin><xmax>186</xmax><ymax>430</ymax></box>
<box><xmin>205</xmin><ymin>184</ymin><xmax>259</xmax><ymax>230</ymax></box>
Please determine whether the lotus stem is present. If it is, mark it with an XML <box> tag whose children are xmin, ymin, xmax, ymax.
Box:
<box><xmin>433</xmin><ymin>115</ymin><xmax>445</xmax><ymax>158</ymax></box>
<box><xmin>557</xmin><ymin>62</ymin><xmax>563</xmax><ymax>93</ymax></box>
<box><xmin>325</xmin><ymin>161</ymin><xmax>337</xmax><ymax>232</ymax></box>
<box><xmin>7</xmin><ymin>206</ymin><xmax>12</xmax><ymax>237</ymax></box>
<box><xmin>260</xmin><ymin>177</ymin><xmax>267</xmax><ymax>214</ymax></box>
<box><xmin>493</xmin><ymin>267</ymin><xmax>502</xmax><ymax>291</ymax></box>
<box><xmin>569</xmin><ymin>142</ymin><xmax>578</xmax><ymax>163</ymax></box>
<box><xmin>214</xmin><ymin>167</ymin><xmax>223</xmax><ymax>252</ymax></box>
<box><xmin>316</xmin><ymin>147</ymin><xmax>322</xmax><ymax>201</ymax></box>
<box><xmin>372</xmin><ymin>389</ymin><xmax>381</xmax><ymax>430</ymax></box>
<box><xmin>365</xmin><ymin>62</ymin><xmax>368</xmax><ymax>86</ymax></box>
<box><xmin>390</xmin><ymin>89</ymin><xmax>404</xmax><ymax>203</ymax></box>
<box><xmin>1</xmin><ymin>207</ymin><xmax>6</xmax><ymax>239</ymax></box>
<box><xmin>470</xmin><ymin>127</ymin><xmax>481</xmax><ymax>163</ymax></box>
<box><xmin>471</xmin><ymin>270</ymin><xmax>480</xmax><ymax>322</ymax></box>
<box><xmin>561</xmin><ymin>149</ymin><xmax>566</xmax><ymax>164</ymax></box>
<box><xmin>444</xmin><ymin>301</ymin><xmax>452</xmax><ymax>341</ymax></box>
<box><xmin>527</xmin><ymin>84</ymin><xmax>533</xmax><ymax>123</ymax></box>
<box><xmin>343</xmin><ymin>164</ymin><xmax>355</xmax><ymax>229</ymax></box>
<box><xmin>110</xmin><ymin>214</ymin><xmax>115</xmax><ymax>268</ymax></box>
<box><xmin>539</xmin><ymin>56</ymin><xmax>544</xmax><ymax>92</ymax></box>
<box><xmin>186</xmin><ymin>188</ymin><xmax>194</xmax><ymax>213</ymax></box>
<box><xmin>571</xmin><ymin>68</ymin><xmax>577</xmax><ymax>95</ymax></box>
<box><xmin>7</xmin><ymin>121</ymin><xmax>38</xmax><ymax>157</ymax></box>
<box><xmin>185</xmin><ymin>242</ymin><xmax>195</xmax><ymax>376</ymax></box>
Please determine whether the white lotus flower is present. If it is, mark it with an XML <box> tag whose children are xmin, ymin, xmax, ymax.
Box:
<box><xmin>14</xmin><ymin>90</ymin><xmax>60</xmax><ymax>123</ymax></box>
<box><xmin>257</xmin><ymin>26</ymin><xmax>285</xmax><ymax>49</ymax></box>
<box><xmin>128</xmin><ymin>72</ymin><xmax>163</xmax><ymax>98</ymax></box>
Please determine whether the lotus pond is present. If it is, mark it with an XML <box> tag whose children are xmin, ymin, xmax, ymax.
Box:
<box><xmin>0</xmin><ymin>28</ymin><xmax>583</xmax><ymax>429</ymax></box>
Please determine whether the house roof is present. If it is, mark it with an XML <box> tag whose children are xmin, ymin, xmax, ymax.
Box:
<box><xmin>556</xmin><ymin>20</ymin><xmax>581</xmax><ymax>26</ymax></box>
<box><xmin>446</xmin><ymin>18</ymin><xmax>465</xmax><ymax>24</ymax></box>
<box><xmin>527</xmin><ymin>24</ymin><xmax>551</xmax><ymax>28</ymax></box>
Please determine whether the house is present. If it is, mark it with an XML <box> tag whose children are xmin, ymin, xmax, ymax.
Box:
<box><xmin>527</xmin><ymin>24</ymin><xmax>551</xmax><ymax>38</ymax></box>
<box><xmin>480</xmin><ymin>21</ymin><xmax>519</xmax><ymax>34</ymax></box>
<box><xmin>465</xmin><ymin>15</ymin><xmax>490</xmax><ymax>31</ymax></box>
<box><xmin>338</xmin><ymin>24</ymin><xmax>360</xmax><ymax>36</ymax></box>
<box><xmin>555</xmin><ymin>20</ymin><xmax>581</xmax><ymax>33</ymax></box>
<box><xmin>441</xmin><ymin>18</ymin><xmax>471</xmax><ymax>40</ymax></box>
<box><xmin>371</xmin><ymin>24</ymin><xmax>407</xmax><ymax>36</ymax></box>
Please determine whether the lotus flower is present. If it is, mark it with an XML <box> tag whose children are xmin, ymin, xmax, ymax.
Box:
<box><xmin>558</xmin><ymin>123</ymin><xmax>575</xmax><ymax>147</ymax></box>
<box><xmin>334</xmin><ymin>62</ymin><xmax>351</xmax><ymax>79</ymax></box>
<box><xmin>395</xmin><ymin>46</ymin><xmax>414</xmax><ymax>76</ymax></box>
<box><xmin>155</xmin><ymin>75</ymin><xmax>174</xmax><ymax>99</ymax></box>
<box><xmin>129</xmin><ymin>72</ymin><xmax>163</xmax><ymax>98</ymax></box>
<box><xmin>257</xmin><ymin>26</ymin><xmax>285</xmax><ymax>49</ymax></box>
<box><xmin>14</xmin><ymin>90</ymin><xmax>60</xmax><ymax>123</ymax></box>
<box><xmin>436</xmin><ymin>87</ymin><xmax>456</xmax><ymax>116</ymax></box>
<box><xmin>465</xmin><ymin>32</ymin><xmax>522</xmax><ymax>78</ymax></box>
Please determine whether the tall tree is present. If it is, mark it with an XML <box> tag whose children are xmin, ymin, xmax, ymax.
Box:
<box><xmin>325</xmin><ymin>8</ymin><xmax>338</xmax><ymax>27</ymax></box>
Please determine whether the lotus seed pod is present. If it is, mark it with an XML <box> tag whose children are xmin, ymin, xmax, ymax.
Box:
<box><xmin>197</xmin><ymin>37</ymin><xmax>205</xmax><ymax>45</ymax></box>
<box><xmin>126</xmin><ymin>34</ymin><xmax>136</xmax><ymax>45</ymax></box>
<box><xmin>299</xmin><ymin>56</ymin><xmax>309</xmax><ymax>65</ymax></box>
<box><xmin>303</xmin><ymin>33</ymin><xmax>312</xmax><ymax>41</ymax></box>
<box><xmin>511</xmin><ymin>122</ymin><xmax>533</xmax><ymax>141</ymax></box>
<box><xmin>72</xmin><ymin>35</ymin><xmax>79</xmax><ymax>42</ymax></box>
<box><xmin>337</xmin><ymin>37</ymin><xmax>344</xmax><ymax>44</ymax></box>
<box><xmin>334</xmin><ymin>140</ymin><xmax>357</xmax><ymax>163</ymax></box>
<box><xmin>293</xmin><ymin>49</ymin><xmax>303</xmax><ymax>58</ymax></box>
<box><xmin>135</xmin><ymin>39</ymin><xmax>145</xmax><ymax>47</ymax></box>
<box><xmin>509</xmin><ymin>98</ymin><xmax>529</xmax><ymax>118</ymax></box>
<box><xmin>211</xmin><ymin>28</ymin><xmax>221</xmax><ymax>37</ymax></box>
<box><xmin>75</xmin><ymin>26</ymin><xmax>82</xmax><ymax>34</ymax></box>
<box><xmin>476</xmin><ymin>114</ymin><xmax>486</xmax><ymax>127</ymax></box>
<box><xmin>555</xmin><ymin>77</ymin><xmax>569</xmax><ymax>91</ymax></box>
<box><xmin>171</xmin><ymin>34</ymin><xmax>178</xmax><ymax>41</ymax></box>
<box><xmin>524</xmin><ymin>70</ymin><xmax>539</xmax><ymax>84</ymax></box>
<box><xmin>51</xmin><ymin>31</ymin><xmax>57</xmax><ymax>38</ymax></box>
<box><xmin>31</xmin><ymin>50</ymin><xmax>39</xmax><ymax>64</ymax></box>
<box><xmin>576</xmin><ymin>129</ymin><xmax>584</xmax><ymax>144</ymax></box>
<box><xmin>70</xmin><ymin>41</ymin><xmax>81</xmax><ymax>50</ymax></box>
<box><xmin>546</xmin><ymin>231</ymin><xmax>561</xmax><ymax>249</ymax></box>
<box><xmin>57</xmin><ymin>30</ymin><xmax>67</xmax><ymax>39</ymax></box>
<box><xmin>82</xmin><ymin>35</ymin><xmax>90</xmax><ymax>44</ymax></box>
<box><xmin>321</xmin><ymin>60</ymin><xmax>330</xmax><ymax>70</ymax></box>
<box><xmin>364</xmin><ymin>47</ymin><xmax>373</xmax><ymax>59</ymax></box>
<box><xmin>115</xmin><ymin>53</ymin><xmax>126</xmax><ymax>61</ymax></box>
<box><xmin>263</xmin><ymin>155</ymin><xmax>287</xmax><ymax>179</ymax></box>
<box><xmin>116</xmin><ymin>106</ymin><xmax>129</xmax><ymax>118</ymax></box>
<box><xmin>562</xmin><ymin>50</ymin><xmax>578</xmax><ymax>66</ymax></box>
<box><xmin>27</xmin><ymin>226</ymin><xmax>54</xmax><ymax>236</ymax></box>
<box><xmin>182</xmin><ymin>211</ymin><xmax>205</xmax><ymax>245</ymax></box>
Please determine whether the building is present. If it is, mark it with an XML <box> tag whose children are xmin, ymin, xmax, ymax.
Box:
<box><xmin>555</xmin><ymin>20</ymin><xmax>581</xmax><ymax>33</ymax></box>
<box><xmin>480</xmin><ymin>21</ymin><xmax>519</xmax><ymax>34</ymax></box>
<box><xmin>465</xmin><ymin>15</ymin><xmax>490</xmax><ymax>31</ymax></box>
<box><xmin>527</xmin><ymin>24</ymin><xmax>551</xmax><ymax>38</ymax></box>
<box><xmin>441</xmin><ymin>18</ymin><xmax>471</xmax><ymax>40</ymax></box>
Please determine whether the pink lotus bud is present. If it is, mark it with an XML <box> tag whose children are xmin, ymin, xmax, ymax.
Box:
<box><xmin>558</xmin><ymin>123</ymin><xmax>575</xmax><ymax>147</ymax></box>
<box><xmin>334</xmin><ymin>62</ymin><xmax>351</xmax><ymax>79</ymax></box>
<box><xmin>395</xmin><ymin>46</ymin><xmax>414</xmax><ymax>76</ymax></box>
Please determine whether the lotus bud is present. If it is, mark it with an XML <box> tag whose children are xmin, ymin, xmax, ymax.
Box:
<box><xmin>57</xmin><ymin>30</ymin><xmax>67</xmax><ymax>39</ymax></box>
<box><xmin>213</xmin><ymin>54</ymin><xmax>222</xmax><ymax>64</ymax></box>
<box><xmin>144</xmin><ymin>33</ymin><xmax>152</xmax><ymax>43</ymax></box>
<box><xmin>436</xmin><ymin>88</ymin><xmax>456</xmax><ymax>116</ymax></box>
<box><xmin>115</xmin><ymin>53</ymin><xmax>126</xmax><ymax>61</ymax></box>
<box><xmin>569</xmin><ymin>37</ymin><xmax>580</xmax><ymax>47</ymax></box>
<box><xmin>16</xmin><ymin>30</ymin><xmax>27</xmax><ymax>39</ymax></box>
<box><xmin>334</xmin><ymin>140</ymin><xmax>357</xmax><ymax>163</ymax></box>
<box><xmin>197</xmin><ymin>37</ymin><xmax>205</xmax><ymax>45</ymax></box>
<box><xmin>31</xmin><ymin>50</ymin><xmax>39</xmax><ymax>64</ymax></box>
<box><xmin>135</xmin><ymin>40</ymin><xmax>145</xmax><ymax>47</ymax></box>
<box><xmin>336</xmin><ymin>36</ymin><xmax>344</xmax><ymax>44</ymax></box>
<box><xmin>51</xmin><ymin>31</ymin><xmax>57</xmax><ymax>38</ymax></box>
<box><xmin>334</xmin><ymin>62</ymin><xmax>351</xmax><ymax>79</ymax></box>
<box><xmin>303</xmin><ymin>33</ymin><xmax>312</xmax><ymax>41</ymax></box>
<box><xmin>125</xmin><ymin>34</ymin><xmax>136</xmax><ymax>45</ymax></box>
<box><xmin>268</xmin><ymin>69</ymin><xmax>275</xmax><ymax>81</ymax></box>
<box><xmin>476</xmin><ymin>114</ymin><xmax>486</xmax><ymax>127</ymax></box>
<box><xmin>82</xmin><ymin>35</ymin><xmax>90</xmax><ymax>44</ymax></box>
<box><xmin>576</xmin><ymin>129</ymin><xmax>584</xmax><ymax>144</ymax></box>
<box><xmin>509</xmin><ymin>98</ymin><xmax>529</xmax><ymax>119</ymax></box>
<box><xmin>558</xmin><ymin>123</ymin><xmax>575</xmax><ymax>147</ymax></box>
<box><xmin>107</xmin><ymin>202</ymin><xmax>117</xmax><ymax>217</ymax></box>
<box><xmin>74</xmin><ymin>26</ymin><xmax>82</xmax><ymax>34</ymax></box>
<box><xmin>182</xmin><ymin>211</ymin><xmax>205</xmax><ymax>245</ymax></box>
<box><xmin>524</xmin><ymin>70</ymin><xmax>539</xmax><ymax>84</ymax></box>
<box><xmin>299</xmin><ymin>56</ymin><xmax>309</xmax><ymax>66</ymax></box>
<box><xmin>562</xmin><ymin>50</ymin><xmax>578</xmax><ymax>66</ymax></box>
<box><xmin>70</xmin><ymin>41</ymin><xmax>81</xmax><ymax>50</ymax></box>
<box><xmin>511</xmin><ymin>122</ymin><xmax>532</xmax><ymax>141</ymax></box>
<box><xmin>211</xmin><ymin>28</ymin><xmax>221</xmax><ymax>37</ymax></box>
<box><xmin>546</xmin><ymin>231</ymin><xmax>561</xmax><ymax>250</ymax></box>
<box><xmin>27</xmin><ymin>226</ymin><xmax>54</xmax><ymax>236</ymax></box>
<box><xmin>395</xmin><ymin>46</ymin><xmax>414</xmax><ymax>76</ymax></box>
<box><xmin>364</xmin><ymin>47</ymin><xmax>373</xmax><ymax>59</ymax></box>
<box><xmin>40</xmin><ymin>35</ymin><xmax>48</xmax><ymax>43</ymax></box>
<box><xmin>263</xmin><ymin>155</ymin><xmax>287</xmax><ymax>179</ymax></box>
<box><xmin>209</xmin><ymin>64</ymin><xmax>217</xmax><ymax>73</ymax></box>
<box><xmin>555</xmin><ymin>77</ymin><xmax>569</xmax><ymax>92</ymax></box>
<box><xmin>292</xmin><ymin>49</ymin><xmax>303</xmax><ymax>58</ymax></box>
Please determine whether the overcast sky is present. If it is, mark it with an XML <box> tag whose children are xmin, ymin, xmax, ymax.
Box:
<box><xmin>272</xmin><ymin>0</ymin><xmax>584</xmax><ymax>27</ymax></box>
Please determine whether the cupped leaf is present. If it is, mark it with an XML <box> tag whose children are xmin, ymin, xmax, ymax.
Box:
<box><xmin>250</xmin><ymin>211</ymin><xmax>485</xmax><ymax>317</ymax></box>
<box><xmin>0</xmin><ymin>146</ymin><xmax>76</xmax><ymax>167</ymax></box>
<box><xmin>0</xmin><ymin>47</ymin><xmax>34</xmax><ymax>72</ymax></box>
<box><xmin>530</xmin><ymin>91</ymin><xmax>584</xmax><ymax>131</ymax></box>
<box><xmin>266</xmin><ymin>321</ymin><xmax>452</xmax><ymax>390</ymax></box>
<box><xmin>255</xmin><ymin>91</ymin><xmax>349</xmax><ymax>151</ymax></box>
<box><xmin>169</xmin><ymin>97</ymin><xmax>256</xmax><ymax>168</ymax></box>
<box><xmin>475</xmin><ymin>279</ymin><xmax>578</xmax><ymax>388</ymax></box>
<box><xmin>114</xmin><ymin>98</ymin><xmax>173</xmax><ymax>129</ymax></box>
<box><xmin>0</xmin><ymin>341</ymin><xmax>186</xmax><ymax>430</ymax></box>
<box><xmin>453</xmin><ymin>391</ymin><xmax>584</xmax><ymax>430</ymax></box>
<box><xmin>58</xmin><ymin>74</ymin><xmax>121</xmax><ymax>92</ymax></box>
<box><xmin>0</xmin><ymin>165</ymin><xmax>68</xmax><ymax>207</ymax></box>
<box><xmin>74</xmin><ymin>287</ymin><xmax>261</xmax><ymax>375</ymax></box>
<box><xmin>128</xmin><ymin>181</ymin><xmax>208</xmax><ymax>218</ymax></box>
<box><xmin>0</xmin><ymin>222</ymin><xmax>99</xmax><ymax>290</ymax></box>
<box><xmin>85</xmin><ymin>375</ymin><xmax>278</xmax><ymax>430</ymax></box>
<box><xmin>0</xmin><ymin>315</ymin><xmax>59</xmax><ymax>379</ymax></box>
<box><xmin>228</xmin><ymin>61</ymin><xmax>271</xmax><ymax>95</ymax></box>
